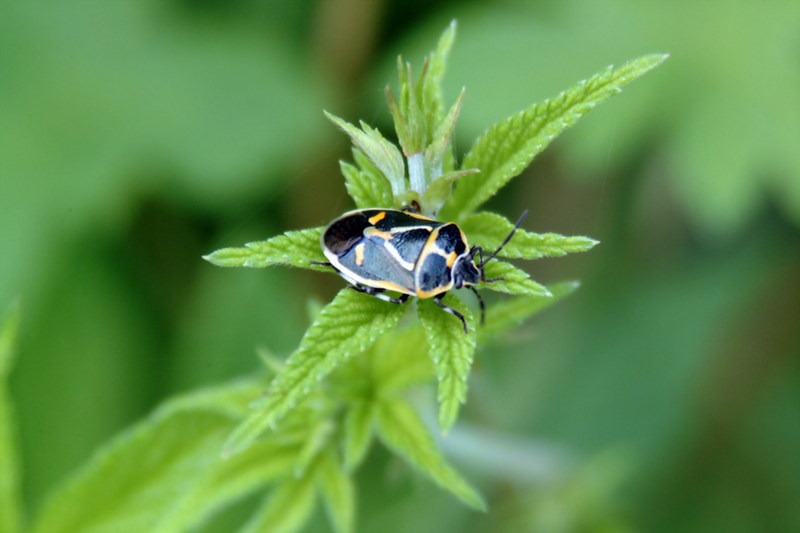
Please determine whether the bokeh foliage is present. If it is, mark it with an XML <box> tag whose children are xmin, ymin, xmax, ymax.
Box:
<box><xmin>2</xmin><ymin>1</ymin><xmax>798</xmax><ymax>532</ymax></box>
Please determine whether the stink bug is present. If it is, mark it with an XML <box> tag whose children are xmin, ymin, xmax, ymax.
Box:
<box><xmin>314</xmin><ymin>208</ymin><xmax>527</xmax><ymax>333</ymax></box>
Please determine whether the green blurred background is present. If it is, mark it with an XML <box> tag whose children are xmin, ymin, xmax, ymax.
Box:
<box><xmin>3</xmin><ymin>1</ymin><xmax>799</xmax><ymax>531</ymax></box>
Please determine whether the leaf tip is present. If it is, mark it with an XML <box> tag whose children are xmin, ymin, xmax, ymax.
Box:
<box><xmin>633</xmin><ymin>52</ymin><xmax>670</xmax><ymax>74</ymax></box>
<box><xmin>439</xmin><ymin>414</ymin><xmax>455</xmax><ymax>436</ymax></box>
<box><xmin>202</xmin><ymin>249</ymin><xmax>230</xmax><ymax>267</ymax></box>
<box><xmin>439</xmin><ymin>20</ymin><xmax>458</xmax><ymax>47</ymax></box>
<box><xmin>220</xmin><ymin>429</ymin><xmax>243</xmax><ymax>458</ymax></box>
<box><xmin>323</xmin><ymin>109</ymin><xmax>344</xmax><ymax>128</ymax></box>
<box><xmin>221</xmin><ymin>431</ymin><xmax>251</xmax><ymax>461</ymax></box>
<box><xmin>439</xmin><ymin>19</ymin><xmax>457</xmax><ymax>47</ymax></box>
<box><xmin>257</xmin><ymin>347</ymin><xmax>284</xmax><ymax>375</ymax></box>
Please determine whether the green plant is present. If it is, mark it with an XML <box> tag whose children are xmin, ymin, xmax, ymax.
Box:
<box><xmin>435</xmin><ymin>2</ymin><xmax>800</xmax><ymax>236</ymax></box>
<box><xmin>1</xmin><ymin>23</ymin><xmax>665</xmax><ymax>533</ymax></box>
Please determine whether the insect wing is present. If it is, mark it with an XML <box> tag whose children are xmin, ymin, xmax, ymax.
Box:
<box><xmin>323</xmin><ymin>209</ymin><xmax>450</xmax><ymax>296</ymax></box>
<box><xmin>335</xmin><ymin>230</ymin><xmax>416</xmax><ymax>294</ymax></box>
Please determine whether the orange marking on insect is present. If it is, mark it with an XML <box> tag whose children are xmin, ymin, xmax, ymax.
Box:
<box><xmin>354</xmin><ymin>243</ymin><xmax>365</xmax><ymax>266</ymax></box>
<box><xmin>415</xmin><ymin>283</ymin><xmax>452</xmax><ymax>299</ymax></box>
<box><xmin>364</xmin><ymin>227</ymin><xmax>393</xmax><ymax>241</ymax></box>
<box><xmin>389</xmin><ymin>225</ymin><xmax>433</xmax><ymax>234</ymax></box>
<box><xmin>368</xmin><ymin>212</ymin><xmax>386</xmax><ymax>224</ymax></box>
<box><xmin>446</xmin><ymin>251</ymin><xmax>458</xmax><ymax>267</ymax></box>
<box><xmin>373</xmin><ymin>279</ymin><xmax>415</xmax><ymax>294</ymax></box>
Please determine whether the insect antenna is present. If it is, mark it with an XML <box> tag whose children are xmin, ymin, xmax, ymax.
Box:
<box><xmin>477</xmin><ymin>210</ymin><xmax>528</xmax><ymax>268</ymax></box>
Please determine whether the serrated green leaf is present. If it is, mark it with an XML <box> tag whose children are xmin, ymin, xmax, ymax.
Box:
<box><xmin>385</xmin><ymin>82</ymin><xmax>411</xmax><ymax>153</ymax></box>
<box><xmin>165</xmin><ymin>377</ymin><xmax>269</xmax><ymax>419</ymax></box>
<box><xmin>418</xmin><ymin>295</ymin><xmax>476</xmax><ymax>433</ymax></box>
<box><xmin>426</xmin><ymin>20</ymin><xmax>456</xmax><ymax>88</ymax></box>
<box><xmin>257</xmin><ymin>346</ymin><xmax>285</xmax><ymax>377</ymax></box>
<box><xmin>425</xmin><ymin>88</ymin><xmax>464</xmax><ymax>176</ymax></box>
<box><xmin>423</xmin><ymin>20</ymin><xmax>457</xmax><ymax>139</ymax></box>
<box><xmin>0</xmin><ymin>302</ymin><xmax>22</xmax><ymax>533</ymax></box>
<box><xmin>153</xmin><ymin>439</ymin><xmax>300</xmax><ymax>533</ymax></box>
<box><xmin>203</xmin><ymin>227</ymin><xmax>327</xmax><ymax>270</ymax></box>
<box><xmin>482</xmin><ymin>261</ymin><xmax>552</xmax><ymax>297</ymax></box>
<box><xmin>479</xmin><ymin>281</ymin><xmax>580</xmax><ymax>342</ymax></box>
<box><xmin>325</xmin><ymin>112</ymin><xmax>406</xmax><ymax>197</ymax></box>
<box><xmin>386</xmin><ymin>65</ymin><xmax>427</xmax><ymax>156</ymax></box>
<box><xmin>406</xmin><ymin>63</ymin><xmax>427</xmax><ymax>154</ymax></box>
<box><xmin>352</xmin><ymin>146</ymin><xmax>391</xmax><ymax>192</ymax></box>
<box><xmin>421</xmin><ymin>167</ymin><xmax>478</xmax><ymax>215</ymax></box>
<box><xmin>30</xmin><ymin>379</ymin><xmax>299</xmax><ymax>533</ymax></box>
<box><xmin>340</xmin><ymin>160</ymin><xmax>393</xmax><ymax>209</ymax></box>
<box><xmin>387</xmin><ymin>21</ymin><xmax>458</xmax><ymax>191</ymax></box>
<box><xmin>32</xmin><ymin>413</ymin><xmax>230</xmax><ymax>533</ymax></box>
<box><xmin>343</xmin><ymin>400</ymin><xmax>375</xmax><ymax>471</ymax></box>
<box><xmin>461</xmin><ymin>212</ymin><xmax>599</xmax><ymax>259</ymax></box>
<box><xmin>224</xmin><ymin>289</ymin><xmax>408</xmax><ymax>457</ymax></box>
<box><xmin>319</xmin><ymin>449</ymin><xmax>356</xmax><ymax>533</ymax></box>
<box><xmin>241</xmin><ymin>470</ymin><xmax>317</xmax><ymax>533</ymax></box>
<box><xmin>441</xmin><ymin>54</ymin><xmax>668</xmax><ymax>219</ymax></box>
<box><xmin>375</xmin><ymin>398</ymin><xmax>485</xmax><ymax>511</ymax></box>
<box><xmin>389</xmin><ymin>57</ymin><xmax>417</xmax><ymax>154</ymax></box>
<box><xmin>372</xmin><ymin>326</ymin><xmax>434</xmax><ymax>394</ymax></box>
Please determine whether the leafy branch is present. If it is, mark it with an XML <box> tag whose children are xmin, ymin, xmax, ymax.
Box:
<box><xmin>3</xmin><ymin>21</ymin><xmax>665</xmax><ymax>533</ymax></box>
<box><xmin>440</xmin><ymin>53</ymin><xmax>668</xmax><ymax>221</ymax></box>
<box><xmin>1</xmin><ymin>288</ymin><xmax>569</xmax><ymax>532</ymax></box>
<box><xmin>222</xmin><ymin>289</ymin><xmax>408</xmax><ymax>458</ymax></box>
<box><xmin>197</xmin><ymin>21</ymin><xmax>662</xmax><ymax>530</ymax></box>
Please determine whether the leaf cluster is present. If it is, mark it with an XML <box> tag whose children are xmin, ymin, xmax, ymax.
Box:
<box><xmin>0</xmin><ymin>292</ymin><xmax>571</xmax><ymax>532</ymax></box>
<box><xmin>441</xmin><ymin>2</ymin><xmax>800</xmax><ymax>235</ymax></box>
<box><xmin>0</xmin><ymin>22</ymin><xmax>665</xmax><ymax>533</ymax></box>
<box><xmin>204</xmin><ymin>24</ymin><xmax>662</xmax><ymax>466</ymax></box>
<box><xmin>198</xmin><ymin>24</ymin><xmax>664</xmax><ymax>532</ymax></box>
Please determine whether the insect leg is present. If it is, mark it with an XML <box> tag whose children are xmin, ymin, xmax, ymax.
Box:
<box><xmin>472</xmin><ymin>246</ymin><xmax>484</xmax><ymax>266</ymax></box>
<box><xmin>348</xmin><ymin>284</ymin><xmax>410</xmax><ymax>305</ymax></box>
<box><xmin>433</xmin><ymin>295</ymin><xmax>469</xmax><ymax>334</ymax></box>
<box><xmin>472</xmin><ymin>247</ymin><xmax>505</xmax><ymax>284</ymax></box>
<box><xmin>467</xmin><ymin>285</ymin><xmax>485</xmax><ymax>325</ymax></box>
<box><xmin>310</xmin><ymin>260</ymin><xmax>334</xmax><ymax>267</ymax></box>
<box><xmin>401</xmin><ymin>200</ymin><xmax>421</xmax><ymax>214</ymax></box>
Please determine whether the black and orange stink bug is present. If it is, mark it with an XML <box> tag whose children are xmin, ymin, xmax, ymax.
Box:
<box><xmin>314</xmin><ymin>208</ymin><xmax>527</xmax><ymax>333</ymax></box>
